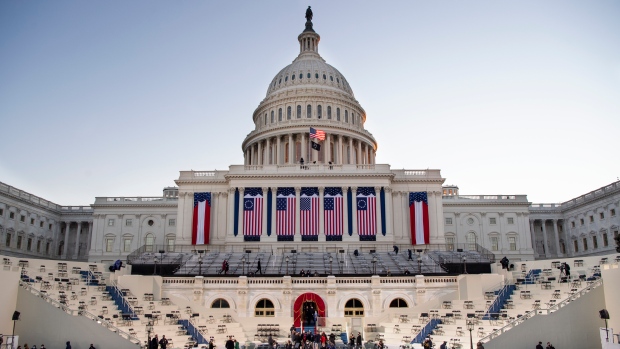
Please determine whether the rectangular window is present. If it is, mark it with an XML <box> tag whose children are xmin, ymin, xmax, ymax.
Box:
<box><xmin>507</xmin><ymin>217</ymin><xmax>514</xmax><ymax>224</ymax></box>
<box><xmin>615</xmin><ymin>230</ymin><xmax>619</xmax><ymax>239</ymax></box>
<box><xmin>589</xmin><ymin>216</ymin><xmax>594</xmax><ymax>223</ymax></box>
<box><xmin>30</xmin><ymin>218</ymin><xmax>35</xmax><ymax>225</ymax></box>
<box><xmin>48</xmin><ymin>223</ymin><xmax>52</xmax><ymax>230</ymax></box>
<box><xmin>105</xmin><ymin>238</ymin><xmax>114</xmax><ymax>252</ymax></box>
<box><xmin>603</xmin><ymin>233</ymin><xmax>609</xmax><ymax>247</ymax></box>
<box><xmin>600</xmin><ymin>212</ymin><xmax>605</xmax><ymax>220</ymax></box>
<box><xmin>27</xmin><ymin>238</ymin><xmax>32</xmax><ymax>251</ymax></box>
<box><xmin>490</xmin><ymin>236</ymin><xmax>499</xmax><ymax>251</ymax></box>
<box><xmin>36</xmin><ymin>240</ymin><xmax>41</xmax><ymax>253</ymax></box>
<box><xmin>108</xmin><ymin>219</ymin><xmax>115</xmax><ymax>226</ymax></box>
<box><xmin>20</xmin><ymin>215</ymin><xmax>25</xmax><ymax>222</ymax></box>
<box><xmin>0</xmin><ymin>208</ymin><xmax>3</xmax><ymax>216</ymax></box>
<box><xmin>580</xmin><ymin>218</ymin><xmax>584</xmax><ymax>225</ymax></box>
<box><xmin>573</xmin><ymin>240</ymin><xmax>578</xmax><ymax>252</ymax></box>
<box><xmin>571</xmin><ymin>221</ymin><xmax>575</xmax><ymax>228</ymax></box>
<box><xmin>592</xmin><ymin>236</ymin><xmax>598</xmax><ymax>249</ymax></box>
<box><xmin>167</xmin><ymin>238</ymin><xmax>175</xmax><ymax>252</ymax></box>
<box><xmin>9</xmin><ymin>212</ymin><xmax>15</xmax><ymax>219</ymax></box>
<box><xmin>5</xmin><ymin>233</ymin><xmax>11</xmax><ymax>247</ymax></box>
<box><xmin>445</xmin><ymin>218</ymin><xmax>452</xmax><ymax>225</ymax></box>
<box><xmin>125</xmin><ymin>219</ymin><xmax>132</xmax><ymax>227</ymax></box>
<box><xmin>508</xmin><ymin>237</ymin><xmax>517</xmax><ymax>251</ymax></box>
<box><xmin>17</xmin><ymin>236</ymin><xmax>22</xmax><ymax>249</ymax></box>
<box><xmin>490</xmin><ymin>217</ymin><xmax>497</xmax><ymax>225</ymax></box>
<box><xmin>46</xmin><ymin>242</ymin><xmax>50</xmax><ymax>254</ymax></box>
<box><xmin>39</xmin><ymin>221</ymin><xmax>44</xmax><ymax>228</ymax></box>
<box><xmin>123</xmin><ymin>238</ymin><xmax>132</xmax><ymax>252</ymax></box>
<box><xmin>583</xmin><ymin>238</ymin><xmax>588</xmax><ymax>250</ymax></box>
<box><xmin>611</xmin><ymin>209</ymin><xmax>616</xmax><ymax>216</ymax></box>
<box><xmin>168</xmin><ymin>219</ymin><xmax>176</xmax><ymax>226</ymax></box>
<box><xmin>446</xmin><ymin>237</ymin><xmax>455</xmax><ymax>251</ymax></box>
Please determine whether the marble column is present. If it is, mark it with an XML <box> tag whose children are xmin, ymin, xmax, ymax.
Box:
<box><xmin>348</xmin><ymin>138</ymin><xmax>353</xmax><ymax>164</ymax></box>
<box><xmin>276</xmin><ymin>136</ymin><xmax>281</xmax><ymax>165</ymax></box>
<box><xmin>74</xmin><ymin>221</ymin><xmax>82</xmax><ymax>259</ymax></box>
<box><xmin>552</xmin><ymin>219</ymin><xmax>562</xmax><ymax>257</ymax></box>
<box><xmin>338</xmin><ymin>136</ymin><xmax>343</xmax><ymax>165</ymax></box>
<box><xmin>375</xmin><ymin>187</ymin><xmax>383</xmax><ymax>240</ymax></box>
<box><xmin>301</xmin><ymin>134</ymin><xmax>307</xmax><ymax>163</ymax></box>
<box><xmin>62</xmin><ymin>222</ymin><xmax>70</xmax><ymax>259</ymax></box>
<box><xmin>342</xmin><ymin>186</ymin><xmax>350</xmax><ymax>240</ymax></box>
<box><xmin>351</xmin><ymin>186</ymin><xmax>358</xmax><ymax>238</ymax></box>
<box><xmin>295</xmin><ymin>187</ymin><xmax>301</xmax><ymax>241</ymax></box>
<box><xmin>238</xmin><ymin>188</ymin><xmax>245</xmax><ymax>239</ymax></box>
<box><xmin>257</xmin><ymin>141</ymin><xmax>263</xmax><ymax>165</ymax></box>
<box><xmin>326</xmin><ymin>134</ymin><xmax>331</xmax><ymax>163</ymax></box>
<box><xmin>319</xmin><ymin>187</ymin><xmax>325</xmax><ymax>241</ymax></box>
<box><xmin>540</xmin><ymin>219</ymin><xmax>550</xmax><ymax>258</ymax></box>
<box><xmin>529</xmin><ymin>219</ymin><xmax>537</xmax><ymax>257</ymax></box>
<box><xmin>385</xmin><ymin>188</ymin><xmax>393</xmax><ymax>239</ymax></box>
<box><xmin>288</xmin><ymin>134</ymin><xmax>294</xmax><ymax>164</ymax></box>
<box><xmin>357</xmin><ymin>141</ymin><xmax>362</xmax><ymax>165</ymax></box>
<box><xmin>227</xmin><ymin>188</ymin><xmax>236</xmax><ymax>238</ymax></box>
<box><xmin>262</xmin><ymin>187</ymin><xmax>268</xmax><ymax>238</ymax></box>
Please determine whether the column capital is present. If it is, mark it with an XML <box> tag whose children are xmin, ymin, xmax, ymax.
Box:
<box><xmin>318</xmin><ymin>186</ymin><xmax>325</xmax><ymax>193</ymax></box>
<box><xmin>294</xmin><ymin>187</ymin><xmax>301</xmax><ymax>193</ymax></box>
<box><xmin>262</xmin><ymin>187</ymin><xmax>268</xmax><ymax>193</ymax></box>
<box><xmin>228</xmin><ymin>188</ymin><xmax>236</xmax><ymax>194</ymax></box>
<box><xmin>384</xmin><ymin>187</ymin><xmax>392</xmax><ymax>193</ymax></box>
<box><xmin>498</xmin><ymin>212</ymin><xmax>504</xmax><ymax>217</ymax></box>
<box><xmin>351</xmin><ymin>186</ymin><xmax>358</xmax><ymax>193</ymax></box>
<box><xmin>374</xmin><ymin>186</ymin><xmax>381</xmax><ymax>193</ymax></box>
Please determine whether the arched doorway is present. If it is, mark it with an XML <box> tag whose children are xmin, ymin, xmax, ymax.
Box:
<box><xmin>293</xmin><ymin>293</ymin><xmax>326</xmax><ymax>329</ymax></box>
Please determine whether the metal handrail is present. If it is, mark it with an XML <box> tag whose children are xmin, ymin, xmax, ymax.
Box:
<box><xmin>19</xmin><ymin>280</ymin><xmax>142</xmax><ymax>345</ymax></box>
<box><xmin>479</xmin><ymin>278</ymin><xmax>603</xmax><ymax>343</ymax></box>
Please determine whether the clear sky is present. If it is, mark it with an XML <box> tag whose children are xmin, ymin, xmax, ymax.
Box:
<box><xmin>1</xmin><ymin>1</ymin><xmax>619</xmax><ymax>206</ymax></box>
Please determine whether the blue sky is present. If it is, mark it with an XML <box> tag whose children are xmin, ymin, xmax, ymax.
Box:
<box><xmin>1</xmin><ymin>1</ymin><xmax>619</xmax><ymax>205</ymax></box>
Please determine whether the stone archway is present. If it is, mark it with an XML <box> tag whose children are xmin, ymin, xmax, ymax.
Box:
<box><xmin>293</xmin><ymin>293</ymin><xmax>326</xmax><ymax>329</ymax></box>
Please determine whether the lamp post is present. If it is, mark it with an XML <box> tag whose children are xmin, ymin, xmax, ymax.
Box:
<box><xmin>146</xmin><ymin>321</ymin><xmax>153</xmax><ymax>346</ymax></box>
<box><xmin>372</xmin><ymin>256</ymin><xmax>377</xmax><ymax>275</ymax></box>
<box><xmin>417</xmin><ymin>256</ymin><xmax>422</xmax><ymax>274</ymax></box>
<box><xmin>329</xmin><ymin>256</ymin><xmax>333</xmax><ymax>275</ymax></box>
<box><xmin>286</xmin><ymin>256</ymin><xmax>290</xmax><ymax>275</ymax></box>
<box><xmin>241</xmin><ymin>256</ymin><xmax>246</xmax><ymax>275</ymax></box>
<box><xmin>153</xmin><ymin>256</ymin><xmax>158</xmax><ymax>275</ymax></box>
<box><xmin>198</xmin><ymin>253</ymin><xmax>203</xmax><ymax>276</ymax></box>
<box><xmin>466</xmin><ymin>319</ymin><xmax>474</xmax><ymax>349</ymax></box>
<box><xmin>463</xmin><ymin>256</ymin><xmax>467</xmax><ymax>274</ymax></box>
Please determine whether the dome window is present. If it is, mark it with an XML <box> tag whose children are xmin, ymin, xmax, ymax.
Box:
<box><xmin>271</xmin><ymin>111</ymin><xmax>275</xmax><ymax>124</ymax></box>
<box><xmin>317</xmin><ymin>105</ymin><xmax>322</xmax><ymax>119</ymax></box>
<box><xmin>336</xmin><ymin>108</ymin><xmax>341</xmax><ymax>121</ymax></box>
<box><xmin>337</xmin><ymin>78</ymin><xmax>340</xmax><ymax>84</ymax></box>
<box><xmin>323</xmin><ymin>74</ymin><xmax>326</xmax><ymax>80</ymax></box>
<box><xmin>330</xmin><ymin>76</ymin><xmax>333</xmax><ymax>81</ymax></box>
<box><xmin>307</xmin><ymin>105</ymin><xmax>312</xmax><ymax>118</ymax></box>
<box><xmin>279</xmin><ymin>79</ymin><xmax>281</xmax><ymax>84</ymax></box>
<box><xmin>278</xmin><ymin>108</ymin><xmax>283</xmax><ymax>121</ymax></box>
<box><xmin>307</xmin><ymin>73</ymin><xmax>311</xmax><ymax>79</ymax></box>
<box><xmin>292</xmin><ymin>74</ymin><xmax>295</xmax><ymax>80</ymax></box>
<box><xmin>345</xmin><ymin>110</ymin><xmax>348</xmax><ymax>123</ymax></box>
<box><xmin>287</xmin><ymin>106</ymin><xmax>292</xmax><ymax>120</ymax></box>
<box><xmin>352</xmin><ymin>113</ymin><xmax>355</xmax><ymax>124</ymax></box>
<box><xmin>327</xmin><ymin>106</ymin><xmax>332</xmax><ymax>119</ymax></box>
<box><xmin>264</xmin><ymin>113</ymin><xmax>267</xmax><ymax>125</ymax></box>
<box><xmin>299</xmin><ymin>73</ymin><xmax>303</xmax><ymax>79</ymax></box>
<box><xmin>315</xmin><ymin>73</ymin><xmax>319</xmax><ymax>79</ymax></box>
<box><xmin>285</xmin><ymin>76</ymin><xmax>288</xmax><ymax>82</ymax></box>
<box><xmin>297</xmin><ymin>105</ymin><xmax>302</xmax><ymax>119</ymax></box>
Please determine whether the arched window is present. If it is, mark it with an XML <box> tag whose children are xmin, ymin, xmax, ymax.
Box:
<box><xmin>307</xmin><ymin>105</ymin><xmax>312</xmax><ymax>118</ymax></box>
<box><xmin>255</xmin><ymin>299</ymin><xmax>275</xmax><ymax>317</ymax></box>
<box><xmin>345</xmin><ymin>110</ymin><xmax>349</xmax><ymax>123</ymax></box>
<box><xmin>323</xmin><ymin>74</ymin><xmax>326</xmax><ymax>80</ymax></box>
<box><xmin>211</xmin><ymin>299</ymin><xmax>230</xmax><ymax>308</ymax></box>
<box><xmin>271</xmin><ymin>111</ymin><xmax>274</xmax><ymax>123</ymax></box>
<box><xmin>317</xmin><ymin>105</ymin><xmax>322</xmax><ymax>119</ymax></box>
<box><xmin>297</xmin><ymin>105</ymin><xmax>302</xmax><ymax>119</ymax></box>
<box><xmin>352</xmin><ymin>113</ymin><xmax>355</xmax><ymax>124</ymax></box>
<box><xmin>327</xmin><ymin>106</ymin><xmax>332</xmax><ymax>119</ymax></box>
<box><xmin>467</xmin><ymin>232</ymin><xmax>477</xmax><ymax>251</ymax></box>
<box><xmin>389</xmin><ymin>298</ymin><xmax>408</xmax><ymax>308</ymax></box>
<box><xmin>285</xmin><ymin>76</ymin><xmax>288</xmax><ymax>82</ymax></box>
<box><xmin>287</xmin><ymin>106</ymin><xmax>292</xmax><ymax>120</ymax></box>
<box><xmin>315</xmin><ymin>73</ymin><xmax>319</xmax><ymax>79</ymax></box>
<box><xmin>344</xmin><ymin>298</ymin><xmax>364</xmax><ymax>317</ymax></box>
<box><xmin>278</xmin><ymin>108</ymin><xmax>283</xmax><ymax>121</ymax></box>
<box><xmin>264</xmin><ymin>114</ymin><xmax>267</xmax><ymax>125</ymax></box>
<box><xmin>299</xmin><ymin>73</ymin><xmax>303</xmax><ymax>79</ymax></box>
<box><xmin>292</xmin><ymin>74</ymin><xmax>295</xmax><ymax>81</ymax></box>
<box><xmin>336</xmin><ymin>108</ymin><xmax>341</xmax><ymax>121</ymax></box>
<box><xmin>307</xmin><ymin>73</ymin><xmax>311</xmax><ymax>79</ymax></box>
<box><xmin>145</xmin><ymin>233</ymin><xmax>155</xmax><ymax>252</ymax></box>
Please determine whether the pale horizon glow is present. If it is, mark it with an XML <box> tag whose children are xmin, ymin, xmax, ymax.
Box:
<box><xmin>1</xmin><ymin>1</ymin><xmax>619</xmax><ymax>205</ymax></box>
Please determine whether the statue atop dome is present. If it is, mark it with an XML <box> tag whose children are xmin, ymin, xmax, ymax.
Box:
<box><xmin>304</xmin><ymin>6</ymin><xmax>314</xmax><ymax>32</ymax></box>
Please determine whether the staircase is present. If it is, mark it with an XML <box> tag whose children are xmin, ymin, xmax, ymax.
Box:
<box><xmin>106</xmin><ymin>285</ymin><xmax>139</xmax><ymax>320</ymax></box>
<box><xmin>178</xmin><ymin>319</ymin><xmax>208</xmax><ymax>344</ymax></box>
<box><xmin>412</xmin><ymin>319</ymin><xmax>441</xmax><ymax>343</ymax></box>
<box><xmin>483</xmin><ymin>284</ymin><xmax>516</xmax><ymax>320</ymax></box>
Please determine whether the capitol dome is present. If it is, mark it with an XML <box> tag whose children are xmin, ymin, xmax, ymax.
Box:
<box><xmin>243</xmin><ymin>12</ymin><xmax>377</xmax><ymax>167</ymax></box>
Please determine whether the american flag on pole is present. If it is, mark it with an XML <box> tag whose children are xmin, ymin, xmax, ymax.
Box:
<box><xmin>276</xmin><ymin>187</ymin><xmax>296</xmax><ymax>236</ymax></box>
<box><xmin>300</xmin><ymin>187</ymin><xmax>319</xmax><ymax>236</ymax></box>
<box><xmin>324</xmin><ymin>187</ymin><xmax>343</xmax><ymax>236</ymax></box>
<box><xmin>409</xmin><ymin>192</ymin><xmax>430</xmax><ymax>245</ymax></box>
<box><xmin>309</xmin><ymin>127</ymin><xmax>326</xmax><ymax>141</ymax></box>
<box><xmin>243</xmin><ymin>188</ymin><xmax>263</xmax><ymax>237</ymax></box>
<box><xmin>356</xmin><ymin>187</ymin><xmax>376</xmax><ymax>236</ymax></box>
<box><xmin>192</xmin><ymin>192</ymin><xmax>211</xmax><ymax>245</ymax></box>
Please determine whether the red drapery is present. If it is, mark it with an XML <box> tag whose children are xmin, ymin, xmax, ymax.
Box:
<box><xmin>293</xmin><ymin>293</ymin><xmax>326</xmax><ymax>328</ymax></box>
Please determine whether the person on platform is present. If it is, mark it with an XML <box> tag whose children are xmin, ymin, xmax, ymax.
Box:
<box><xmin>256</xmin><ymin>259</ymin><xmax>262</xmax><ymax>275</ymax></box>
<box><xmin>151</xmin><ymin>335</ymin><xmax>159</xmax><ymax>349</ymax></box>
<box><xmin>408</xmin><ymin>249</ymin><xmax>413</xmax><ymax>260</ymax></box>
<box><xmin>545</xmin><ymin>342</ymin><xmax>555</xmax><ymax>349</ymax></box>
<box><xmin>66</xmin><ymin>342</ymin><xmax>72</xmax><ymax>349</ymax></box>
<box><xmin>89</xmin><ymin>345</ymin><xmax>96</xmax><ymax>349</ymax></box>
<box><xmin>209</xmin><ymin>339</ymin><xmax>216</xmax><ymax>349</ymax></box>
<box><xmin>159</xmin><ymin>335</ymin><xmax>168</xmax><ymax>349</ymax></box>
<box><xmin>440</xmin><ymin>341</ymin><xmax>447</xmax><ymax>349</ymax></box>
<box><xmin>536</xmin><ymin>341</ymin><xmax>544</xmax><ymax>349</ymax></box>
<box><xmin>226</xmin><ymin>336</ymin><xmax>235</xmax><ymax>349</ymax></box>
<box><xmin>476</xmin><ymin>342</ymin><xmax>484</xmax><ymax>349</ymax></box>
<box><xmin>393</xmin><ymin>245</ymin><xmax>399</xmax><ymax>254</ymax></box>
<box><xmin>356</xmin><ymin>332</ymin><xmax>362</xmax><ymax>349</ymax></box>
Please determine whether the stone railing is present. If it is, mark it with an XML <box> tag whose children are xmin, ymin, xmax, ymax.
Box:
<box><xmin>443</xmin><ymin>195</ymin><xmax>528</xmax><ymax>202</ymax></box>
<box><xmin>162</xmin><ymin>275</ymin><xmax>458</xmax><ymax>286</ymax></box>
<box><xmin>94</xmin><ymin>197</ymin><xmax>178</xmax><ymax>204</ymax></box>
<box><xmin>0</xmin><ymin>181</ymin><xmax>63</xmax><ymax>211</ymax></box>
<box><xmin>531</xmin><ymin>180</ymin><xmax>620</xmax><ymax>211</ymax></box>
